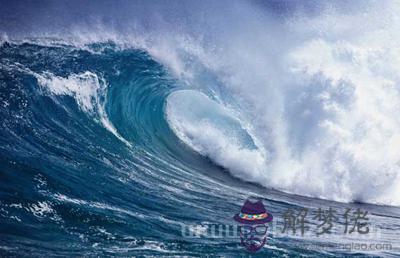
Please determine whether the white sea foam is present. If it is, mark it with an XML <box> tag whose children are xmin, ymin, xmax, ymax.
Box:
<box><xmin>36</xmin><ymin>71</ymin><xmax>131</xmax><ymax>146</ymax></box>
<box><xmin>160</xmin><ymin>1</ymin><xmax>400</xmax><ymax>206</ymax></box>
<box><xmin>37</xmin><ymin>71</ymin><xmax>101</xmax><ymax>113</ymax></box>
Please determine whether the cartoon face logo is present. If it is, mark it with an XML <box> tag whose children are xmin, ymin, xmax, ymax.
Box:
<box><xmin>233</xmin><ymin>199</ymin><xmax>273</xmax><ymax>252</ymax></box>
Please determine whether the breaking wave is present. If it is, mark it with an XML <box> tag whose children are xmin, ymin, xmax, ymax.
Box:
<box><xmin>1</xmin><ymin>0</ymin><xmax>400</xmax><ymax>215</ymax></box>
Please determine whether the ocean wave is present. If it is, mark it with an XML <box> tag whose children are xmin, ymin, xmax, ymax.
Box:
<box><xmin>2</xmin><ymin>1</ymin><xmax>400</xmax><ymax>256</ymax></box>
<box><xmin>2</xmin><ymin>6</ymin><xmax>400</xmax><ymax>205</ymax></box>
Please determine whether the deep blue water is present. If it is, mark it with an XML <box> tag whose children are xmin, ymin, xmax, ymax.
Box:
<box><xmin>0</xmin><ymin>41</ymin><xmax>399</xmax><ymax>257</ymax></box>
<box><xmin>1</xmin><ymin>0</ymin><xmax>400</xmax><ymax>257</ymax></box>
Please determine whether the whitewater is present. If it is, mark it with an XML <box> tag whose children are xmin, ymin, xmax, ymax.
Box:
<box><xmin>1</xmin><ymin>0</ymin><xmax>400</xmax><ymax>256</ymax></box>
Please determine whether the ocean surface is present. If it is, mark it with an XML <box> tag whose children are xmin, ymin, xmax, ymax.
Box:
<box><xmin>1</xmin><ymin>0</ymin><xmax>400</xmax><ymax>256</ymax></box>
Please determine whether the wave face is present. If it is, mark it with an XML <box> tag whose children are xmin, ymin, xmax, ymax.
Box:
<box><xmin>1</xmin><ymin>0</ymin><xmax>400</xmax><ymax>256</ymax></box>
<box><xmin>0</xmin><ymin>42</ymin><xmax>232</xmax><ymax>255</ymax></box>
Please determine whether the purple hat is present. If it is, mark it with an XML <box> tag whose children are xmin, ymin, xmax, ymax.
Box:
<box><xmin>234</xmin><ymin>199</ymin><xmax>273</xmax><ymax>224</ymax></box>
